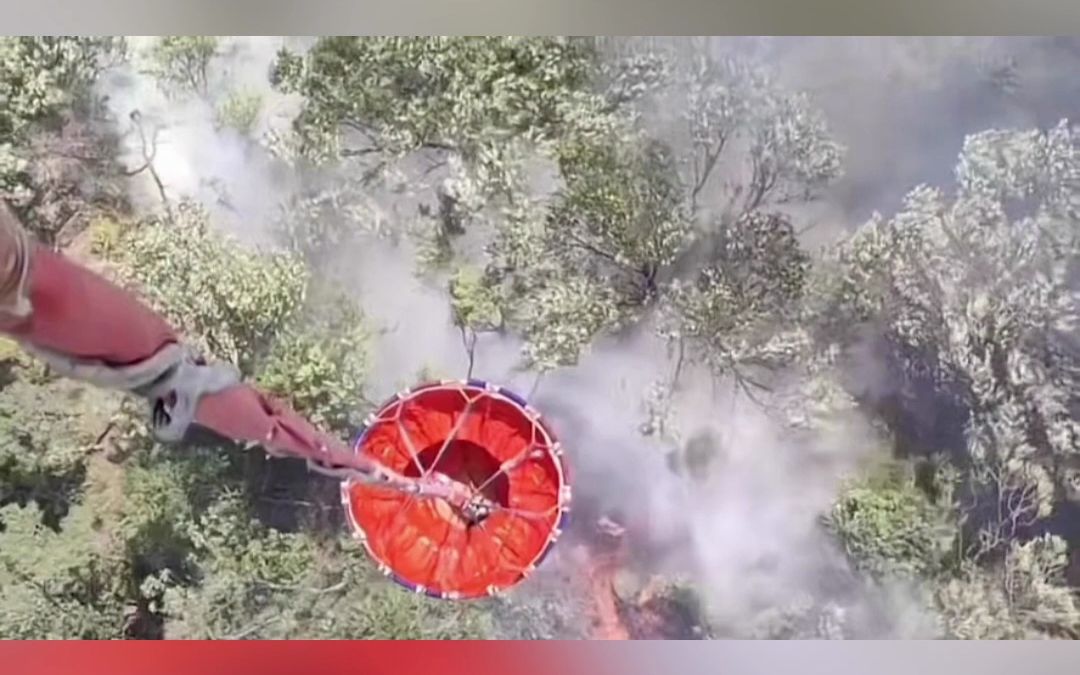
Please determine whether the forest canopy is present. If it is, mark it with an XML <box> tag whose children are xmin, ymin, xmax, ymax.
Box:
<box><xmin>2</xmin><ymin>35</ymin><xmax>1080</xmax><ymax>640</ymax></box>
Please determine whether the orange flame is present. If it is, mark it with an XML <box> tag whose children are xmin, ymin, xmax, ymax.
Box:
<box><xmin>583</xmin><ymin>517</ymin><xmax>631</xmax><ymax>640</ymax></box>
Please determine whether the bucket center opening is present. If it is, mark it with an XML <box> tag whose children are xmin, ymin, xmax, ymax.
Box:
<box><xmin>404</xmin><ymin>438</ymin><xmax>511</xmax><ymax>510</ymax></box>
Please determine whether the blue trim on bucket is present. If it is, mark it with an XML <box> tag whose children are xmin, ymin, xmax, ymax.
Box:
<box><xmin>388</xmin><ymin>572</ymin><xmax>490</xmax><ymax>601</ymax></box>
<box><xmin>557</xmin><ymin>509</ymin><xmax>571</xmax><ymax>532</ymax></box>
<box><xmin>348</xmin><ymin>425</ymin><xmax>369</xmax><ymax>451</ymax></box>
<box><xmin>557</xmin><ymin>454</ymin><xmax>571</xmax><ymax>482</ymax></box>
<box><xmin>466</xmin><ymin>378</ymin><xmax>488</xmax><ymax>390</ymax></box>
<box><xmin>391</xmin><ymin>573</ymin><xmax>417</xmax><ymax>594</ymax></box>
<box><xmin>498</xmin><ymin>385</ymin><xmax>528</xmax><ymax>407</ymax></box>
<box><xmin>533</xmin><ymin>540</ymin><xmax>555</xmax><ymax>569</ymax></box>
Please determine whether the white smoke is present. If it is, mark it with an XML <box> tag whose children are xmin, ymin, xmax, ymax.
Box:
<box><xmin>529</xmin><ymin>328</ymin><xmax>885</xmax><ymax>632</ymax></box>
<box><xmin>99</xmin><ymin>36</ymin><xmax>302</xmax><ymax>247</ymax></box>
<box><xmin>324</xmin><ymin>234</ymin><xmax>534</xmax><ymax>400</ymax></box>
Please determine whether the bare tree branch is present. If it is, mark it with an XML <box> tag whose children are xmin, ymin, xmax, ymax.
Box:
<box><xmin>123</xmin><ymin>110</ymin><xmax>172</xmax><ymax>223</ymax></box>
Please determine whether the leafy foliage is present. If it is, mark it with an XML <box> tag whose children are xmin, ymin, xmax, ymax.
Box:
<box><xmin>162</xmin><ymin>496</ymin><xmax>489</xmax><ymax>639</ymax></box>
<box><xmin>517</xmin><ymin>274</ymin><xmax>625</xmax><ymax>372</ymax></box>
<box><xmin>0</xmin><ymin>502</ymin><xmax>129</xmax><ymax>639</ymax></box>
<box><xmin>145</xmin><ymin>36</ymin><xmax>220</xmax><ymax>98</ymax></box>
<box><xmin>274</xmin><ymin>37</ymin><xmax>596</xmax><ymax>164</ymax></box>
<box><xmin>486</xmin><ymin>133</ymin><xmax>690</xmax><ymax>370</ymax></box>
<box><xmin>449</xmin><ymin>265</ymin><xmax>504</xmax><ymax>333</ymax></box>
<box><xmin>811</xmin><ymin>119</ymin><xmax>1080</xmax><ymax>640</ymax></box>
<box><xmin>0</xmin><ymin>37</ymin><xmax>121</xmax><ymax>143</ymax></box>
<box><xmin>550</xmin><ymin>136</ymin><xmax>689</xmax><ymax>305</ymax></box>
<box><xmin>257</xmin><ymin>300</ymin><xmax>370</xmax><ymax>434</ymax></box>
<box><xmin>118</xmin><ymin>450</ymin><xmax>227</xmax><ymax>575</ymax></box>
<box><xmin>825</xmin><ymin>121</ymin><xmax>1080</xmax><ymax>559</ymax></box>
<box><xmin>825</xmin><ymin>466</ymin><xmax>956</xmax><ymax>581</ymax></box>
<box><xmin>110</xmin><ymin>202</ymin><xmax>308</xmax><ymax>375</ymax></box>
<box><xmin>661</xmin><ymin>211</ymin><xmax>810</xmax><ymax>386</ymax></box>
<box><xmin>216</xmin><ymin>90</ymin><xmax>263</xmax><ymax>136</ymax></box>
<box><xmin>614</xmin><ymin>43</ymin><xmax>845</xmax><ymax>220</ymax></box>
<box><xmin>0</xmin><ymin>37</ymin><xmax>125</xmax><ymax>241</ymax></box>
<box><xmin>0</xmin><ymin>372</ymin><xmax>122</xmax><ymax>529</ymax></box>
<box><xmin>936</xmin><ymin>535</ymin><xmax>1080</xmax><ymax>639</ymax></box>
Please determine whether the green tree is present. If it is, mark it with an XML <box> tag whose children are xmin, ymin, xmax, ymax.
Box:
<box><xmin>474</xmin><ymin>68</ymin><xmax>683</xmax><ymax>371</ymax></box>
<box><xmin>824</xmin><ymin>121</ymin><xmax>1080</xmax><ymax>559</ymax></box>
<box><xmin>936</xmin><ymin>535</ymin><xmax>1080</xmax><ymax>639</ymax></box>
<box><xmin>549</xmin><ymin>137</ymin><xmax>688</xmax><ymax>306</ymax></box>
<box><xmin>0</xmin><ymin>37</ymin><xmax>122</xmax><ymax>144</ymax></box>
<box><xmin>215</xmin><ymin>90</ymin><xmax>263</xmax><ymax>136</ymax></box>
<box><xmin>108</xmin><ymin>202</ymin><xmax>308</xmax><ymax>376</ymax></box>
<box><xmin>809</xmin><ymin>118</ymin><xmax>1080</xmax><ymax>640</ymax></box>
<box><xmin>162</xmin><ymin>497</ymin><xmax>490</xmax><ymax>639</ymax></box>
<box><xmin>484</xmin><ymin>41</ymin><xmax>842</xmax><ymax>376</ymax></box>
<box><xmin>448</xmin><ymin>265</ymin><xmax>503</xmax><ymax>378</ymax></box>
<box><xmin>825</xmin><ymin>464</ymin><xmax>957</xmax><ymax>581</ymax></box>
<box><xmin>145</xmin><ymin>36</ymin><xmax>220</xmax><ymax>98</ymax></box>
<box><xmin>256</xmin><ymin>300</ymin><xmax>370</xmax><ymax>434</ymax></box>
<box><xmin>272</xmin><ymin>37</ymin><xmax>616</xmax><ymax>271</ymax></box>
<box><xmin>274</xmin><ymin>37</ymin><xmax>596</xmax><ymax>168</ymax></box>
<box><xmin>0</xmin><ymin>344</ymin><xmax>126</xmax><ymax>529</ymax></box>
<box><xmin>485</xmin><ymin>134</ymin><xmax>690</xmax><ymax>370</ymax></box>
<box><xmin>0</xmin><ymin>37</ymin><xmax>125</xmax><ymax>243</ymax></box>
<box><xmin>659</xmin><ymin>211</ymin><xmax>811</xmax><ymax>393</ymax></box>
<box><xmin>606</xmin><ymin>40</ymin><xmax>844</xmax><ymax>222</ymax></box>
<box><xmin>0</xmin><ymin>502</ymin><xmax>129</xmax><ymax>639</ymax></box>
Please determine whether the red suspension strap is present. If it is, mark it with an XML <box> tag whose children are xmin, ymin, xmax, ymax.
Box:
<box><xmin>0</xmin><ymin>204</ymin><xmax>481</xmax><ymax>511</ymax></box>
